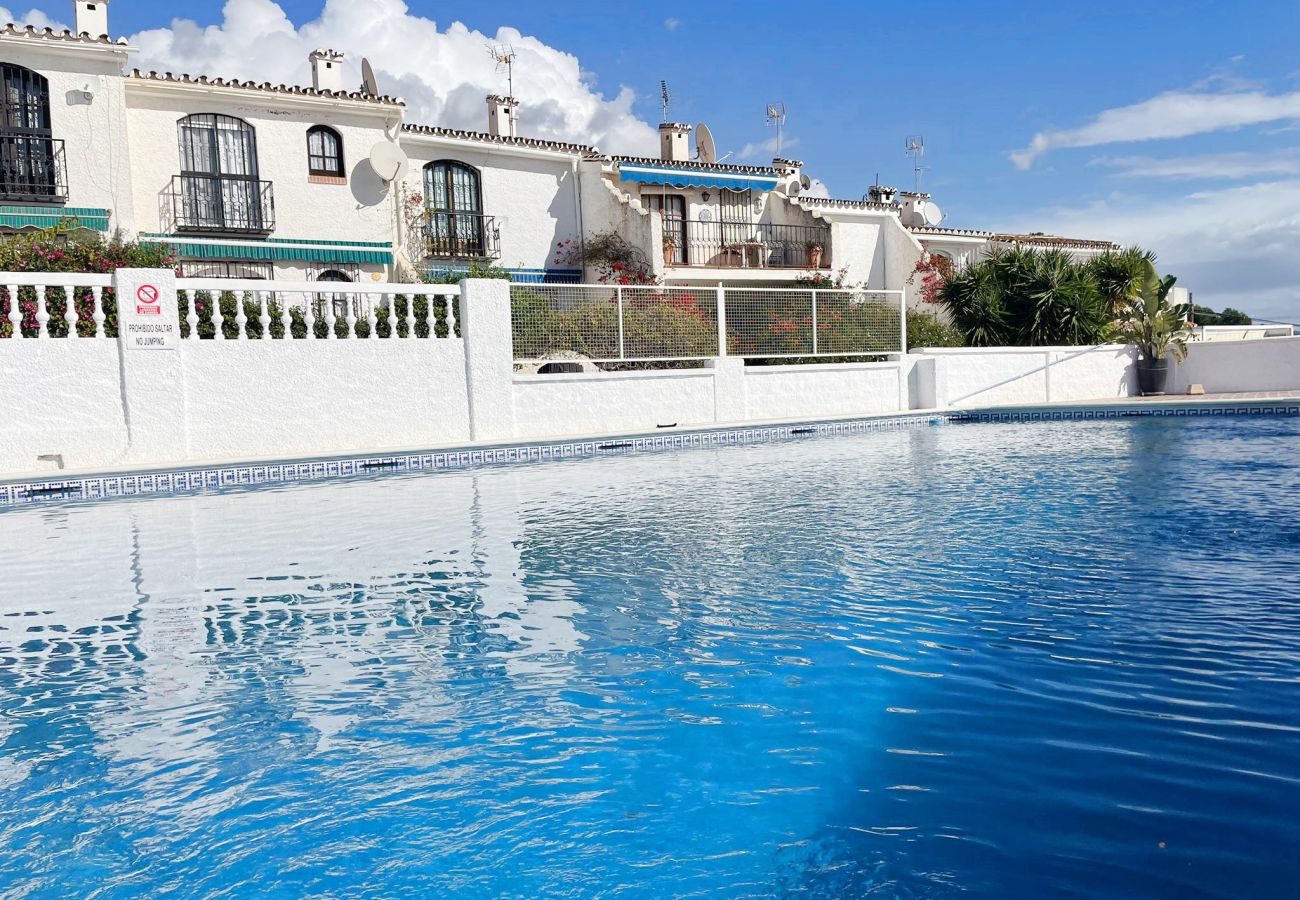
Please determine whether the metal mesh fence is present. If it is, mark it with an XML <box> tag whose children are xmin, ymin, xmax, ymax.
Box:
<box><xmin>511</xmin><ymin>284</ymin><xmax>720</xmax><ymax>362</ymax></box>
<box><xmin>512</xmin><ymin>284</ymin><xmax>902</xmax><ymax>362</ymax></box>
<box><xmin>725</xmin><ymin>288</ymin><xmax>902</xmax><ymax>357</ymax></box>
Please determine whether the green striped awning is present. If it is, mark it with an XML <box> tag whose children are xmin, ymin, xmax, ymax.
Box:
<box><xmin>0</xmin><ymin>206</ymin><xmax>111</xmax><ymax>232</ymax></box>
<box><xmin>139</xmin><ymin>233</ymin><xmax>394</xmax><ymax>265</ymax></box>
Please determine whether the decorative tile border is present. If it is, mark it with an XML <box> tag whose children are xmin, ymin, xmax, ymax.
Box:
<box><xmin>2</xmin><ymin>400</ymin><xmax>1297</xmax><ymax>509</ymax></box>
<box><xmin>0</xmin><ymin>414</ymin><xmax>948</xmax><ymax>508</ymax></box>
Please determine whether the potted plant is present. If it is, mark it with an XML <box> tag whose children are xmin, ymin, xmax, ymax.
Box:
<box><xmin>662</xmin><ymin>235</ymin><xmax>678</xmax><ymax>264</ymax></box>
<box><xmin>1114</xmin><ymin>261</ymin><xmax>1192</xmax><ymax>396</ymax></box>
<box><xmin>805</xmin><ymin>241</ymin><xmax>824</xmax><ymax>268</ymax></box>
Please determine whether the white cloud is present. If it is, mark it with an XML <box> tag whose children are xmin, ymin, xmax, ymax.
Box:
<box><xmin>1000</xmin><ymin>180</ymin><xmax>1300</xmax><ymax>322</ymax></box>
<box><xmin>664</xmin><ymin>18</ymin><xmax>680</xmax><ymax>31</ymax></box>
<box><xmin>0</xmin><ymin>5</ymin><xmax>68</xmax><ymax>30</ymax></box>
<box><xmin>1090</xmin><ymin>150</ymin><xmax>1300</xmax><ymax>181</ymax></box>
<box><xmin>738</xmin><ymin>135</ymin><xmax>799</xmax><ymax>162</ymax></box>
<box><xmin>1010</xmin><ymin>86</ymin><xmax>1300</xmax><ymax>169</ymax></box>
<box><xmin>126</xmin><ymin>0</ymin><xmax>658</xmax><ymax>155</ymax></box>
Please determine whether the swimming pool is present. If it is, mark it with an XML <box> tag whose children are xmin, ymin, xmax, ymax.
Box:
<box><xmin>2</xmin><ymin>415</ymin><xmax>1298</xmax><ymax>897</ymax></box>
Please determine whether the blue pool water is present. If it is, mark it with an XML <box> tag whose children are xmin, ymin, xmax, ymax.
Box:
<box><xmin>2</xmin><ymin>416</ymin><xmax>1300</xmax><ymax>898</ymax></box>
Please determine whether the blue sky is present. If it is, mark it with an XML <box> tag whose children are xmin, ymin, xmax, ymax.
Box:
<box><xmin>8</xmin><ymin>0</ymin><xmax>1300</xmax><ymax>319</ymax></box>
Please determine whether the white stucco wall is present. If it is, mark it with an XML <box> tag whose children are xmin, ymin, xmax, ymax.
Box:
<box><xmin>181</xmin><ymin>341</ymin><xmax>470</xmax><ymax>462</ymax></box>
<box><xmin>400</xmin><ymin>136</ymin><xmax>582</xmax><ymax>272</ymax></box>
<box><xmin>1173</xmin><ymin>337</ymin><xmax>1300</xmax><ymax>394</ymax></box>
<box><xmin>743</xmin><ymin>362</ymin><xmax>908</xmax><ymax>420</ymax></box>
<box><xmin>123</xmin><ymin>82</ymin><xmax>398</xmax><ymax>246</ymax></box>
<box><xmin>0</xmin><ymin>38</ymin><xmax>135</xmax><ymax>232</ymax></box>
<box><xmin>513</xmin><ymin>369</ymin><xmax>718</xmax><ymax>436</ymax></box>
<box><xmin>915</xmin><ymin>345</ymin><xmax>1137</xmax><ymax>408</ymax></box>
<box><xmin>0</xmin><ymin>340</ymin><xmax>127</xmax><ymax>472</ymax></box>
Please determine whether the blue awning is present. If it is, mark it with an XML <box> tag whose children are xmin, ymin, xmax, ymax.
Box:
<box><xmin>616</xmin><ymin>164</ymin><xmax>779</xmax><ymax>192</ymax></box>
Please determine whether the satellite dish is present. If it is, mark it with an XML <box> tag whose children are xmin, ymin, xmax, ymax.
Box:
<box><xmin>368</xmin><ymin>141</ymin><xmax>409</xmax><ymax>183</ymax></box>
<box><xmin>360</xmin><ymin>57</ymin><xmax>380</xmax><ymax>96</ymax></box>
<box><xmin>922</xmin><ymin>201</ymin><xmax>944</xmax><ymax>226</ymax></box>
<box><xmin>695</xmin><ymin>122</ymin><xmax>717</xmax><ymax>164</ymax></box>
<box><xmin>799</xmin><ymin>173</ymin><xmax>812</xmax><ymax>191</ymax></box>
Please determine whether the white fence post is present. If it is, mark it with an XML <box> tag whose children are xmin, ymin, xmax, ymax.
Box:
<box><xmin>113</xmin><ymin>268</ymin><xmax>189</xmax><ymax>464</ymax></box>
<box><xmin>811</xmin><ymin>289</ymin><xmax>818</xmax><ymax>356</ymax></box>
<box><xmin>716</xmin><ymin>282</ymin><xmax>728</xmax><ymax>357</ymax></box>
<box><xmin>898</xmin><ymin>290</ymin><xmax>907</xmax><ymax>357</ymax></box>
<box><xmin>461</xmin><ymin>278</ymin><xmax>516</xmax><ymax>441</ymax></box>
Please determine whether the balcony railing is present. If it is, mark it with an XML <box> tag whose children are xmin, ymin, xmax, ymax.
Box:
<box><xmin>170</xmin><ymin>174</ymin><xmax>275</xmax><ymax>234</ymax></box>
<box><xmin>0</xmin><ymin>135</ymin><xmax>68</xmax><ymax>202</ymax></box>
<box><xmin>664</xmin><ymin>220</ymin><xmax>831</xmax><ymax>270</ymax></box>
<box><xmin>425</xmin><ymin>211</ymin><xmax>501</xmax><ymax>260</ymax></box>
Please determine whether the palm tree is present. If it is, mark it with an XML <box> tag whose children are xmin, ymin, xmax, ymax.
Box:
<box><xmin>1088</xmin><ymin>246</ymin><xmax>1157</xmax><ymax>321</ymax></box>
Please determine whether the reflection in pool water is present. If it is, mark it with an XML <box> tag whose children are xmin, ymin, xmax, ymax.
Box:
<box><xmin>2</xmin><ymin>416</ymin><xmax>1300</xmax><ymax>897</ymax></box>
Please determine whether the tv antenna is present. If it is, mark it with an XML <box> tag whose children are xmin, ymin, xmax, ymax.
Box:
<box><xmin>766</xmin><ymin>103</ymin><xmax>787</xmax><ymax>157</ymax></box>
<box><xmin>905</xmin><ymin>134</ymin><xmax>928</xmax><ymax>193</ymax></box>
<box><xmin>660</xmin><ymin>80</ymin><xmax>671</xmax><ymax>122</ymax></box>
<box><xmin>488</xmin><ymin>44</ymin><xmax>518</xmax><ymax>98</ymax></box>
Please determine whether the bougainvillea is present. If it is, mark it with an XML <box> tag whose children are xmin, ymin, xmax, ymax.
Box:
<box><xmin>907</xmin><ymin>253</ymin><xmax>952</xmax><ymax>304</ymax></box>
<box><xmin>0</xmin><ymin>222</ymin><xmax>175</xmax><ymax>338</ymax></box>
<box><xmin>553</xmin><ymin>231</ymin><xmax>658</xmax><ymax>285</ymax></box>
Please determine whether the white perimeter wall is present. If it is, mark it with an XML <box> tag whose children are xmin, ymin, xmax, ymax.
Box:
<box><xmin>7</xmin><ymin>274</ymin><xmax>1300</xmax><ymax>480</ymax></box>
<box><xmin>914</xmin><ymin>345</ymin><xmax>1138</xmax><ymax>409</ymax></box>
<box><xmin>1173</xmin><ymin>337</ymin><xmax>1300</xmax><ymax>394</ymax></box>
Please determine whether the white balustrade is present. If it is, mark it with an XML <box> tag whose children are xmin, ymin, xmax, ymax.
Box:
<box><xmin>0</xmin><ymin>272</ymin><xmax>462</xmax><ymax>343</ymax></box>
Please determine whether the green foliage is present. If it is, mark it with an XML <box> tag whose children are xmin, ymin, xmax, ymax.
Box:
<box><xmin>1112</xmin><ymin>260</ymin><xmax>1192</xmax><ymax>362</ymax></box>
<box><xmin>1086</xmin><ymin>246</ymin><xmax>1156</xmax><ymax>320</ymax></box>
<box><xmin>512</xmin><ymin>286</ymin><xmax>714</xmax><ymax>364</ymax></box>
<box><xmin>1193</xmin><ymin>305</ymin><xmax>1252</xmax><ymax>326</ymax></box>
<box><xmin>0</xmin><ymin>224</ymin><xmax>175</xmax><ymax>338</ymax></box>
<box><xmin>906</xmin><ymin>309</ymin><xmax>965</xmax><ymax>350</ymax></box>
<box><xmin>178</xmin><ymin>291</ymin><xmax>459</xmax><ymax>340</ymax></box>
<box><xmin>938</xmin><ymin>246</ymin><xmax>1119</xmax><ymax>346</ymax></box>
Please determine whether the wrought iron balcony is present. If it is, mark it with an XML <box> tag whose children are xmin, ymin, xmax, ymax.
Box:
<box><xmin>663</xmin><ymin>220</ymin><xmax>831</xmax><ymax>269</ymax></box>
<box><xmin>425</xmin><ymin>211</ymin><xmax>501</xmax><ymax>260</ymax></box>
<box><xmin>0</xmin><ymin>135</ymin><xmax>68</xmax><ymax>202</ymax></box>
<box><xmin>170</xmin><ymin>174</ymin><xmax>275</xmax><ymax>234</ymax></box>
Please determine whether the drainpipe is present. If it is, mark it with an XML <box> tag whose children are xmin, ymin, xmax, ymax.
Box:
<box><xmin>571</xmin><ymin>157</ymin><xmax>585</xmax><ymax>273</ymax></box>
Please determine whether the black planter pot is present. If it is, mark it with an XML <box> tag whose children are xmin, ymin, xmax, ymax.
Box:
<box><xmin>1137</xmin><ymin>356</ymin><xmax>1170</xmax><ymax>396</ymax></box>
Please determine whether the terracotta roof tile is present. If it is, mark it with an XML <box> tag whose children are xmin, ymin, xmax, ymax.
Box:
<box><xmin>127</xmin><ymin>69</ymin><xmax>405</xmax><ymax>106</ymax></box>
<box><xmin>991</xmin><ymin>232</ymin><xmax>1120</xmax><ymax>250</ymax></box>
<box><xmin>0</xmin><ymin>23</ymin><xmax>127</xmax><ymax>46</ymax></box>
<box><xmin>401</xmin><ymin>122</ymin><xmax>595</xmax><ymax>154</ymax></box>
<box><xmin>798</xmin><ymin>196</ymin><xmax>899</xmax><ymax>211</ymax></box>
<box><xmin>609</xmin><ymin>155</ymin><xmax>778</xmax><ymax>175</ymax></box>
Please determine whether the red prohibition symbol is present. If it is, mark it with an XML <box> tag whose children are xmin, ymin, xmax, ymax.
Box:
<box><xmin>137</xmin><ymin>284</ymin><xmax>159</xmax><ymax>305</ymax></box>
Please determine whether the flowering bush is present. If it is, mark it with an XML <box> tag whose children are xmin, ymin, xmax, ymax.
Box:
<box><xmin>554</xmin><ymin>231</ymin><xmax>658</xmax><ymax>285</ymax></box>
<box><xmin>0</xmin><ymin>223</ymin><xmax>175</xmax><ymax>338</ymax></box>
<box><xmin>907</xmin><ymin>253</ymin><xmax>952</xmax><ymax>305</ymax></box>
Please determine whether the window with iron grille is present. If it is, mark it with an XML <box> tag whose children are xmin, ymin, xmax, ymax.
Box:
<box><xmin>423</xmin><ymin>160</ymin><xmax>488</xmax><ymax>258</ymax></box>
<box><xmin>307</xmin><ymin>125</ymin><xmax>344</xmax><ymax>178</ymax></box>
<box><xmin>0</xmin><ymin>63</ymin><xmax>63</xmax><ymax>201</ymax></box>
<box><xmin>176</xmin><ymin>114</ymin><xmax>267</xmax><ymax>232</ymax></box>
<box><xmin>177</xmin><ymin>260</ymin><xmax>275</xmax><ymax>280</ymax></box>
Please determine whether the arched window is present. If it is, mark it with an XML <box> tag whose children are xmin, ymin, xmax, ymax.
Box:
<box><xmin>313</xmin><ymin>268</ymin><xmax>353</xmax><ymax>322</ymax></box>
<box><xmin>0</xmin><ymin>63</ymin><xmax>63</xmax><ymax>200</ymax></box>
<box><xmin>175</xmin><ymin>114</ymin><xmax>268</xmax><ymax>232</ymax></box>
<box><xmin>307</xmin><ymin>125</ymin><xmax>344</xmax><ymax>178</ymax></box>
<box><xmin>423</xmin><ymin>160</ymin><xmax>490</xmax><ymax>258</ymax></box>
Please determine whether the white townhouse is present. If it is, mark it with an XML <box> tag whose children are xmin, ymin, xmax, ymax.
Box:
<box><xmin>1</xmin><ymin>0</ymin><xmax>1117</xmax><ymax>300</ymax></box>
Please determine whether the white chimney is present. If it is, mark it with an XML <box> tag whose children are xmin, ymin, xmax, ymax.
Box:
<box><xmin>659</xmin><ymin>123</ymin><xmax>691</xmax><ymax>162</ymax></box>
<box><xmin>309</xmin><ymin>49</ymin><xmax>345</xmax><ymax>92</ymax></box>
<box><xmin>486</xmin><ymin>94</ymin><xmax>519</xmax><ymax>138</ymax></box>
<box><xmin>73</xmin><ymin>0</ymin><xmax>109</xmax><ymax>37</ymax></box>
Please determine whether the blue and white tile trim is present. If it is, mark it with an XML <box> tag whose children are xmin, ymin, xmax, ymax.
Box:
<box><xmin>0</xmin><ymin>414</ymin><xmax>944</xmax><ymax>508</ymax></box>
<box><xmin>2</xmin><ymin>400</ymin><xmax>1297</xmax><ymax>508</ymax></box>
